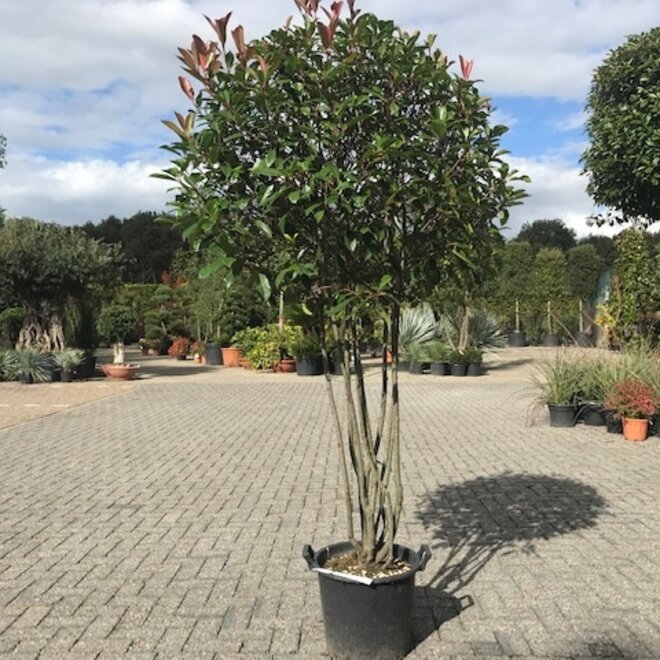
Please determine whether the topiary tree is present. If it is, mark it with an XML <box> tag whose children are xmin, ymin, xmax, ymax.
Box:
<box><xmin>612</xmin><ymin>228</ymin><xmax>654</xmax><ymax>339</ymax></box>
<box><xmin>531</xmin><ymin>248</ymin><xmax>575</xmax><ymax>337</ymax></box>
<box><xmin>582</xmin><ymin>27</ymin><xmax>660</xmax><ymax>226</ymax></box>
<box><xmin>567</xmin><ymin>244</ymin><xmax>604</xmax><ymax>301</ymax></box>
<box><xmin>96</xmin><ymin>305</ymin><xmax>137</xmax><ymax>364</ymax></box>
<box><xmin>515</xmin><ymin>219</ymin><xmax>577</xmax><ymax>253</ymax></box>
<box><xmin>159</xmin><ymin>1</ymin><xmax>526</xmax><ymax>570</ymax></box>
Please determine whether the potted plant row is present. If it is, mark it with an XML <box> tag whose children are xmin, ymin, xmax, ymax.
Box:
<box><xmin>404</xmin><ymin>341</ymin><xmax>483</xmax><ymax>377</ymax></box>
<box><xmin>0</xmin><ymin>347</ymin><xmax>88</xmax><ymax>384</ymax></box>
<box><xmin>534</xmin><ymin>350</ymin><xmax>659</xmax><ymax>439</ymax></box>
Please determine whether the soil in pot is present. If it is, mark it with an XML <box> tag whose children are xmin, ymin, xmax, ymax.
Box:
<box><xmin>303</xmin><ymin>542</ymin><xmax>431</xmax><ymax>660</ymax></box>
<box><xmin>430</xmin><ymin>362</ymin><xmax>450</xmax><ymax>376</ymax></box>
<box><xmin>508</xmin><ymin>330</ymin><xmax>527</xmax><ymax>347</ymax></box>
<box><xmin>542</xmin><ymin>333</ymin><xmax>560</xmax><ymax>347</ymax></box>
<box><xmin>622</xmin><ymin>418</ymin><xmax>648</xmax><ymax>442</ymax></box>
<box><xmin>548</xmin><ymin>403</ymin><xmax>576</xmax><ymax>427</ymax></box>
<box><xmin>451</xmin><ymin>363</ymin><xmax>467</xmax><ymax>377</ymax></box>
<box><xmin>578</xmin><ymin>403</ymin><xmax>605</xmax><ymax>426</ymax></box>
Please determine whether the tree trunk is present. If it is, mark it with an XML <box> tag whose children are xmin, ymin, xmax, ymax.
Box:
<box><xmin>114</xmin><ymin>341</ymin><xmax>125</xmax><ymax>364</ymax></box>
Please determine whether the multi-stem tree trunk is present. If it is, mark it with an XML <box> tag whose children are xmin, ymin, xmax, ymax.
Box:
<box><xmin>17</xmin><ymin>307</ymin><xmax>65</xmax><ymax>350</ymax></box>
<box><xmin>322</xmin><ymin>307</ymin><xmax>404</xmax><ymax>569</ymax></box>
<box><xmin>114</xmin><ymin>341</ymin><xmax>126</xmax><ymax>365</ymax></box>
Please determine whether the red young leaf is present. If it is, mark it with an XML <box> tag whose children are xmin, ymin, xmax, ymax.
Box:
<box><xmin>232</xmin><ymin>25</ymin><xmax>245</xmax><ymax>54</ymax></box>
<box><xmin>178</xmin><ymin>76</ymin><xmax>195</xmax><ymax>101</ymax></box>
<box><xmin>459</xmin><ymin>54</ymin><xmax>473</xmax><ymax>79</ymax></box>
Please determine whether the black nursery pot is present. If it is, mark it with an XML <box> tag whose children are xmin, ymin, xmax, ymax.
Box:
<box><xmin>578</xmin><ymin>403</ymin><xmax>605</xmax><ymax>426</ymax></box>
<box><xmin>204</xmin><ymin>342</ymin><xmax>221</xmax><ymax>365</ymax></box>
<box><xmin>508</xmin><ymin>330</ymin><xmax>527</xmax><ymax>347</ymax></box>
<box><xmin>574</xmin><ymin>332</ymin><xmax>591</xmax><ymax>347</ymax></box>
<box><xmin>303</xmin><ymin>542</ymin><xmax>431</xmax><ymax>660</ymax></box>
<box><xmin>542</xmin><ymin>333</ymin><xmax>560</xmax><ymax>347</ymax></box>
<box><xmin>548</xmin><ymin>403</ymin><xmax>577</xmax><ymax>427</ymax></box>
<box><xmin>60</xmin><ymin>369</ymin><xmax>73</xmax><ymax>383</ymax></box>
<box><xmin>296</xmin><ymin>356</ymin><xmax>323</xmax><ymax>376</ymax></box>
<box><xmin>466</xmin><ymin>362</ymin><xmax>481</xmax><ymax>377</ymax></box>
<box><xmin>451</xmin><ymin>363</ymin><xmax>467</xmax><ymax>377</ymax></box>
<box><xmin>74</xmin><ymin>352</ymin><xmax>96</xmax><ymax>380</ymax></box>
<box><xmin>408</xmin><ymin>362</ymin><xmax>426</xmax><ymax>375</ymax></box>
<box><xmin>430</xmin><ymin>362</ymin><xmax>450</xmax><ymax>376</ymax></box>
<box><xmin>604</xmin><ymin>410</ymin><xmax>623</xmax><ymax>434</ymax></box>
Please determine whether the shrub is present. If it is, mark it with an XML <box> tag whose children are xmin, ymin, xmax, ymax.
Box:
<box><xmin>604</xmin><ymin>378</ymin><xmax>658</xmax><ymax>419</ymax></box>
<box><xmin>168</xmin><ymin>337</ymin><xmax>191</xmax><ymax>357</ymax></box>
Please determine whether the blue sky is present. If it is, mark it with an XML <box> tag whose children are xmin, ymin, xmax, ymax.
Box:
<box><xmin>0</xmin><ymin>0</ymin><xmax>658</xmax><ymax>237</ymax></box>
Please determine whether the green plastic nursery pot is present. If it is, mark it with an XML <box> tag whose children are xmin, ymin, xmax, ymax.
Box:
<box><xmin>548</xmin><ymin>403</ymin><xmax>576</xmax><ymax>427</ymax></box>
<box><xmin>303</xmin><ymin>542</ymin><xmax>431</xmax><ymax>660</ymax></box>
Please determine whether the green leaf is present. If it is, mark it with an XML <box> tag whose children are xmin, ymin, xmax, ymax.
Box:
<box><xmin>199</xmin><ymin>260</ymin><xmax>223</xmax><ymax>279</ymax></box>
<box><xmin>301</xmin><ymin>303</ymin><xmax>313</xmax><ymax>316</ymax></box>
<box><xmin>255</xmin><ymin>220</ymin><xmax>272</xmax><ymax>238</ymax></box>
<box><xmin>378</xmin><ymin>274</ymin><xmax>392</xmax><ymax>289</ymax></box>
<box><xmin>257</xmin><ymin>273</ymin><xmax>271</xmax><ymax>301</ymax></box>
<box><xmin>288</xmin><ymin>190</ymin><xmax>301</xmax><ymax>203</ymax></box>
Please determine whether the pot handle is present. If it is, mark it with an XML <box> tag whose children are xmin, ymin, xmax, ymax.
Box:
<box><xmin>302</xmin><ymin>544</ymin><xmax>316</xmax><ymax>570</ymax></box>
<box><xmin>417</xmin><ymin>544</ymin><xmax>432</xmax><ymax>572</ymax></box>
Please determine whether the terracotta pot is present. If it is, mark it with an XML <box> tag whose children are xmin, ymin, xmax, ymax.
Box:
<box><xmin>622</xmin><ymin>418</ymin><xmax>648</xmax><ymax>442</ymax></box>
<box><xmin>238</xmin><ymin>358</ymin><xmax>252</xmax><ymax>369</ymax></box>
<box><xmin>221</xmin><ymin>346</ymin><xmax>242</xmax><ymax>368</ymax></box>
<box><xmin>100</xmin><ymin>363</ymin><xmax>140</xmax><ymax>380</ymax></box>
<box><xmin>277</xmin><ymin>358</ymin><xmax>296</xmax><ymax>373</ymax></box>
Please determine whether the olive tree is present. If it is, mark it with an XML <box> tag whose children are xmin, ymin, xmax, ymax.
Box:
<box><xmin>0</xmin><ymin>219</ymin><xmax>121</xmax><ymax>350</ymax></box>
<box><xmin>582</xmin><ymin>27</ymin><xmax>660</xmax><ymax>226</ymax></box>
<box><xmin>159</xmin><ymin>0</ymin><xmax>526</xmax><ymax>569</ymax></box>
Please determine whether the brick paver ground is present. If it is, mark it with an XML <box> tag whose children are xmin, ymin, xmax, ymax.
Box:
<box><xmin>0</xmin><ymin>349</ymin><xmax>659</xmax><ymax>658</ymax></box>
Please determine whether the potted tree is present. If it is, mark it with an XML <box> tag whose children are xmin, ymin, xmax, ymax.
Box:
<box><xmin>168</xmin><ymin>336</ymin><xmax>191</xmax><ymax>360</ymax></box>
<box><xmin>290</xmin><ymin>333</ymin><xmax>323</xmax><ymax>376</ymax></box>
<box><xmin>508</xmin><ymin>299</ymin><xmax>527</xmax><ymax>346</ymax></box>
<box><xmin>533</xmin><ymin>352</ymin><xmax>582</xmax><ymax>427</ymax></box>
<box><xmin>604</xmin><ymin>377</ymin><xmax>658</xmax><ymax>442</ymax></box>
<box><xmin>425</xmin><ymin>341</ymin><xmax>451</xmax><ymax>376</ymax></box>
<box><xmin>160</xmin><ymin>3</ymin><xmax>526</xmax><ymax>657</ymax></box>
<box><xmin>53</xmin><ymin>348</ymin><xmax>84</xmax><ymax>382</ymax></box>
<box><xmin>96</xmin><ymin>305</ymin><xmax>140</xmax><ymax>380</ymax></box>
<box><xmin>542</xmin><ymin>300</ymin><xmax>560</xmax><ymax>346</ymax></box>
<box><xmin>464</xmin><ymin>346</ymin><xmax>483</xmax><ymax>376</ymax></box>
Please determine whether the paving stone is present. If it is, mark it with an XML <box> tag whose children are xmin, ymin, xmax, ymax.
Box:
<box><xmin>1</xmin><ymin>349</ymin><xmax>660</xmax><ymax>657</ymax></box>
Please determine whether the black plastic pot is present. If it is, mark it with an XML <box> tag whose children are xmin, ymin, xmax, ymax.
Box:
<box><xmin>19</xmin><ymin>373</ymin><xmax>33</xmax><ymax>385</ymax></box>
<box><xmin>578</xmin><ymin>402</ymin><xmax>605</xmax><ymax>426</ymax></box>
<box><xmin>542</xmin><ymin>333</ymin><xmax>560</xmax><ymax>347</ymax></box>
<box><xmin>303</xmin><ymin>542</ymin><xmax>431</xmax><ymax>660</ymax></box>
<box><xmin>508</xmin><ymin>330</ymin><xmax>527</xmax><ymax>347</ymax></box>
<box><xmin>73</xmin><ymin>351</ymin><xmax>96</xmax><ymax>380</ymax></box>
<box><xmin>61</xmin><ymin>369</ymin><xmax>73</xmax><ymax>383</ymax></box>
<box><xmin>451</xmin><ymin>363</ymin><xmax>467</xmax><ymax>377</ymax></box>
<box><xmin>296</xmin><ymin>356</ymin><xmax>323</xmax><ymax>376</ymax></box>
<box><xmin>467</xmin><ymin>363</ymin><xmax>481</xmax><ymax>377</ymax></box>
<box><xmin>430</xmin><ymin>362</ymin><xmax>450</xmax><ymax>376</ymax></box>
<box><xmin>408</xmin><ymin>362</ymin><xmax>425</xmax><ymax>375</ymax></box>
<box><xmin>604</xmin><ymin>410</ymin><xmax>622</xmax><ymax>434</ymax></box>
<box><xmin>204</xmin><ymin>342</ymin><xmax>221</xmax><ymax>365</ymax></box>
<box><xmin>651</xmin><ymin>415</ymin><xmax>660</xmax><ymax>437</ymax></box>
<box><xmin>548</xmin><ymin>403</ymin><xmax>576</xmax><ymax>427</ymax></box>
<box><xmin>574</xmin><ymin>332</ymin><xmax>591</xmax><ymax>347</ymax></box>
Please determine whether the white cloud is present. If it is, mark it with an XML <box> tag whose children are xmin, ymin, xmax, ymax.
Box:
<box><xmin>0</xmin><ymin>155</ymin><xmax>170</xmax><ymax>224</ymax></box>
<box><xmin>506</xmin><ymin>155</ymin><xmax>621</xmax><ymax>238</ymax></box>
<box><xmin>554</xmin><ymin>110</ymin><xmax>588</xmax><ymax>132</ymax></box>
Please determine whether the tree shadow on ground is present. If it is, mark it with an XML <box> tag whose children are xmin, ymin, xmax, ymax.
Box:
<box><xmin>411</xmin><ymin>472</ymin><xmax>608</xmax><ymax>651</ymax></box>
<box><xmin>483</xmin><ymin>357</ymin><xmax>535</xmax><ymax>372</ymax></box>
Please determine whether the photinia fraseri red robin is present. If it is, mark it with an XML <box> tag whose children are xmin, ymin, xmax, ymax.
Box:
<box><xmin>459</xmin><ymin>54</ymin><xmax>473</xmax><ymax>79</ymax></box>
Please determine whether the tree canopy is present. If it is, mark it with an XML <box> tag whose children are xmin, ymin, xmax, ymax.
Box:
<box><xmin>0</xmin><ymin>218</ymin><xmax>121</xmax><ymax>349</ymax></box>
<box><xmin>582</xmin><ymin>27</ymin><xmax>660</xmax><ymax>226</ymax></box>
<box><xmin>159</xmin><ymin>1</ymin><xmax>526</xmax><ymax>569</ymax></box>
<box><xmin>515</xmin><ymin>219</ymin><xmax>577</xmax><ymax>253</ymax></box>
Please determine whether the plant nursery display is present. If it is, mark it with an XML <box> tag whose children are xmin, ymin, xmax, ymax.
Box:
<box><xmin>161</xmin><ymin>1</ymin><xmax>526</xmax><ymax>656</ymax></box>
